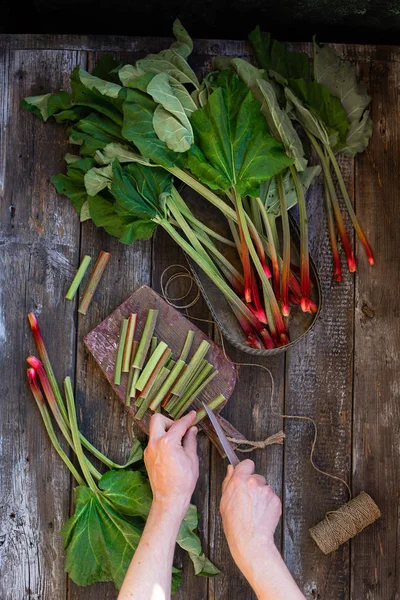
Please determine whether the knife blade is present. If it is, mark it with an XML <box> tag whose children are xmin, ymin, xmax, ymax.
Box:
<box><xmin>202</xmin><ymin>402</ymin><xmax>240</xmax><ymax>467</ymax></box>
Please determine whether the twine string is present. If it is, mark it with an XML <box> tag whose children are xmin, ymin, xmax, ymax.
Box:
<box><xmin>160</xmin><ymin>265</ymin><xmax>352</xmax><ymax>497</ymax></box>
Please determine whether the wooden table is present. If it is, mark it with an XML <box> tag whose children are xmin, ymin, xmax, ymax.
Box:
<box><xmin>0</xmin><ymin>34</ymin><xmax>399</xmax><ymax>600</ymax></box>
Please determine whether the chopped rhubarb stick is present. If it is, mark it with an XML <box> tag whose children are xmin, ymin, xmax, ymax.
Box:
<box><xmin>172</xmin><ymin>340</ymin><xmax>210</xmax><ymax>397</ymax></box>
<box><xmin>291</xmin><ymin>166</ymin><xmax>311</xmax><ymax>307</ymax></box>
<box><xmin>65</xmin><ymin>255</ymin><xmax>92</xmax><ymax>300</ymax></box>
<box><xmin>179</xmin><ymin>330</ymin><xmax>195</xmax><ymax>362</ymax></box>
<box><xmin>27</xmin><ymin>368</ymin><xmax>85</xmax><ymax>486</ymax></box>
<box><xmin>326</xmin><ymin>145</ymin><xmax>374</xmax><ymax>266</ymax></box>
<box><xmin>277</xmin><ymin>174</ymin><xmax>291</xmax><ymax>317</ymax></box>
<box><xmin>172</xmin><ymin>370</ymin><xmax>218</xmax><ymax>419</ymax></box>
<box><xmin>27</xmin><ymin>357</ymin><xmax>101</xmax><ymax>479</ymax></box>
<box><xmin>256</xmin><ymin>197</ymin><xmax>280</xmax><ymax>299</ymax></box>
<box><xmin>122</xmin><ymin>314</ymin><xmax>137</xmax><ymax>373</ymax></box>
<box><xmin>259</xmin><ymin>327</ymin><xmax>275</xmax><ymax>349</ymax></box>
<box><xmin>150</xmin><ymin>359</ymin><xmax>186</xmax><ymax>411</ymax></box>
<box><xmin>135</xmin><ymin>367</ymin><xmax>170</xmax><ymax>420</ymax></box>
<box><xmin>78</xmin><ymin>250</ymin><xmax>111</xmax><ymax>315</ymax></box>
<box><xmin>140</xmin><ymin>349</ymin><xmax>171</xmax><ymax>400</ymax></box>
<box><xmin>324</xmin><ymin>177</ymin><xmax>343</xmax><ymax>282</ymax></box>
<box><xmin>114</xmin><ymin>319</ymin><xmax>128</xmax><ymax>385</ymax></box>
<box><xmin>125</xmin><ymin>341</ymin><xmax>138</xmax><ymax>405</ymax></box>
<box><xmin>135</xmin><ymin>342</ymin><xmax>168</xmax><ymax>392</ymax></box>
<box><xmin>194</xmin><ymin>394</ymin><xmax>226</xmax><ymax>425</ymax></box>
<box><xmin>245</xmin><ymin>335</ymin><xmax>263</xmax><ymax>350</ymax></box>
<box><xmin>132</xmin><ymin>309</ymin><xmax>159</xmax><ymax>371</ymax></box>
<box><xmin>308</xmin><ymin>134</ymin><xmax>356</xmax><ymax>273</ymax></box>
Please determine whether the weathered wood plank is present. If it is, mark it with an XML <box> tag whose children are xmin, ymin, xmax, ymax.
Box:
<box><xmin>151</xmin><ymin>226</ymin><xmax>213</xmax><ymax>599</ymax></box>
<box><xmin>208</xmin><ymin>349</ymin><xmax>285</xmax><ymax>600</ymax></box>
<box><xmin>283</xmin><ymin>98</ymin><xmax>355</xmax><ymax>600</ymax></box>
<box><xmin>351</xmin><ymin>45</ymin><xmax>400</xmax><ymax>600</ymax></box>
<box><xmin>68</xmin><ymin>48</ymin><xmax>153</xmax><ymax>600</ymax></box>
<box><xmin>0</xmin><ymin>49</ymin><xmax>85</xmax><ymax>600</ymax></box>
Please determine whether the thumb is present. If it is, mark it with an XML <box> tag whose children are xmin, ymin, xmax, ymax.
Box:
<box><xmin>183</xmin><ymin>425</ymin><xmax>198</xmax><ymax>460</ymax></box>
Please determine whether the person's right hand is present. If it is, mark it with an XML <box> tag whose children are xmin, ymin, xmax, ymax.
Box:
<box><xmin>220</xmin><ymin>459</ymin><xmax>282</xmax><ymax>581</ymax></box>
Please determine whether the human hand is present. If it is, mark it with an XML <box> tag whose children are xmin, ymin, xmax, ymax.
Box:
<box><xmin>220</xmin><ymin>459</ymin><xmax>282</xmax><ymax>581</ymax></box>
<box><xmin>144</xmin><ymin>411</ymin><xmax>199</xmax><ymax>520</ymax></box>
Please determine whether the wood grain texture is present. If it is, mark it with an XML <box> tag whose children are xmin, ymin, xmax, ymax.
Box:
<box><xmin>0</xmin><ymin>48</ymin><xmax>85</xmax><ymax>600</ymax></box>
<box><xmin>0</xmin><ymin>34</ymin><xmax>398</xmax><ymax>600</ymax></box>
<box><xmin>151</xmin><ymin>226</ymin><xmax>214</xmax><ymax>600</ymax></box>
<box><xmin>352</xmin><ymin>45</ymin><xmax>400</xmax><ymax>600</ymax></box>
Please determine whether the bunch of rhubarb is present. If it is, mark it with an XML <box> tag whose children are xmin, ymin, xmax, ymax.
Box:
<box><xmin>22</xmin><ymin>21</ymin><xmax>374</xmax><ymax>348</ymax></box>
<box><xmin>114</xmin><ymin>309</ymin><xmax>225</xmax><ymax>423</ymax></box>
<box><xmin>26</xmin><ymin>312</ymin><xmax>219</xmax><ymax>591</ymax></box>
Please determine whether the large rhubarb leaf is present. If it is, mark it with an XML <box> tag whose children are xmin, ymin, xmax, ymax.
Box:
<box><xmin>187</xmin><ymin>70</ymin><xmax>293</xmax><ymax>197</ymax></box>
<box><xmin>313</xmin><ymin>38</ymin><xmax>373</xmax><ymax>156</ymax></box>
<box><xmin>249</xmin><ymin>27</ymin><xmax>310</xmax><ymax>81</ymax></box>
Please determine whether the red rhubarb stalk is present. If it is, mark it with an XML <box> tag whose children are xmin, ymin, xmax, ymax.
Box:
<box><xmin>326</xmin><ymin>145</ymin><xmax>374</xmax><ymax>266</ymax></box>
<box><xmin>291</xmin><ymin>166</ymin><xmax>311</xmax><ymax>311</ymax></box>
<box><xmin>308</xmin><ymin>133</ymin><xmax>356</xmax><ymax>273</ymax></box>
<box><xmin>324</xmin><ymin>178</ymin><xmax>342</xmax><ymax>282</ymax></box>
<box><xmin>256</xmin><ymin>197</ymin><xmax>280</xmax><ymax>300</ymax></box>
<box><xmin>277</xmin><ymin>174</ymin><xmax>291</xmax><ymax>317</ymax></box>
<box><xmin>237</xmin><ymin>216</ymin><xmax>252</xmax><ymax>303</ymax></box>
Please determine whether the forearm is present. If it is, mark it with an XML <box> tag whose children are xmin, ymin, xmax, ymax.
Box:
<box><xmin>239</xmin><ymin>543</ymin><xmax>305</xmax><ymax>600</ymax></box>
<box><xmin>118</xmin><ymin>501</ymin><xmax>183</xmax><ymax>600</ymax></box>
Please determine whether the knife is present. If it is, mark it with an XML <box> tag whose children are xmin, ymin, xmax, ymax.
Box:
<box><xmin>201</xmin><ymin>402</ymin><xmax>240</xmax><ymax>467</ymax></box>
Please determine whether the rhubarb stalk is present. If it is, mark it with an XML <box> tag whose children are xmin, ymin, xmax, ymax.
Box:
<box><xmin>114</xmin><ymin>319</ymin><xmax>128</xmax><ymax>385</ymax></box>
<box><xmin>324</xmin><ymin>178</ymin><xmax>342</xmax><ymax>282</ymax></box>
<box><xmin>122</xmin><ymin>314</ymin><xmax>137</xmax><ymax>372</ymax></box>
<box><xmin>27</xmin><ymin>368</ymin><xmax>85</xmax><ymax>486</ymax></box>
<box><xmin>194</xmin><ymin>394</ymin><xmax>226</xmax><ymax>425</ymax></box>
<box><xmin>290</xmin><ymin>166</ymin><xmax>311</xmax><ymax>311</ymax></box>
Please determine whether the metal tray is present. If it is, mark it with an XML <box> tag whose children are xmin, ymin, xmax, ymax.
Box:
<box><xmin>181</xmin><ymin>185</ymin><xmax>322</xmax><ymax>356</ymax></box>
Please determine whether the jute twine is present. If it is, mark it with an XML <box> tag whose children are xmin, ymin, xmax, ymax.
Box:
<box><xmin>159</xmin><ymin>265</ymin><xmax>381</xmax><ymax>552</ymax></box>
<box><xmin>309</xmin><ymin>492</ymin><xmax>381</xmax><ymax>554</ymax></box>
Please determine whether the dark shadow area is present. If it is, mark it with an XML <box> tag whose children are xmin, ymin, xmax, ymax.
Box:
<box><xmin>2</xmin><ymin>0</ymin><xmax>400</xmax><ymax>43</ymax></box>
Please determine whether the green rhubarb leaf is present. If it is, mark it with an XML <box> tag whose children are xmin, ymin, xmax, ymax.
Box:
<box><xmin>288</xmin><ymin>78</ymin><xmax>349</xmax><ymax>146</ymax></box>
<box><xmin>88</xmin><ymin>194</ymin><xmax>157</xmax><ymax>243</ymax></box>
<box><xmin>147</xmin><ymin>73</ymin><xmax>193</xmax><ymax>152</ymax></box>
<box><xmin>111</xmin><ymin>160</ymin><xmax>171</xmax><ymax>220</ymax></box>
<box><xmin>70</xmin><ymin>65</ymin><xmax>123</xmax><ymax>126</ymax></box>
<box><xmin>187</xmin><ymin>70</ymin><xmax>293</xmax><ymax>196</ymax></box>
<box><xmin>51</xmin><ymin>157</ymin><xmax>97</xmax><ymax>214</ymax></box>
<box><xmin>80</xmin><ymin>199</ymin><xmax>91</xmax><ymax>221</ymax></box>
<box><xmin>95</xmin><ymin>142</ymin><xmax>152</xmax><ymax>167</ymax></box>
<box><xmin>313</xmin><ymin>38</ymin><xmax>373</xmax><ymax>156</ymax></box>
<box><xmin>249</xmin><ymin>27</ymin><xmax>311</xmax><ymax>81</ymax></box>
<box><xmin>256</xmin><ymin>79</ymin><xmax>307</xmax><ymax>171</ymax></box>
<box><xmin>261</xmin><ymin>165</ymin><xmax>321</xmax><ymax>216</ymax></box>
<box><xmin>61</xmin><ymin>485</ymin><xmax>144</xmax><ymax>589</ymax></box>
<box><xmin>178</xmin><ymin>505</ymin><xmax>221</xmax><ymax>577</ymax></box>
<box><xmin>122</xmin><ymin>94</ymin><xmax>184</xmax><ymax>168</ymax></box>
<box><xmin>92</xmin><ymin>55</ymin><xmax>123</xmax><ymax>84</ymax></box>
<box><xmin>285</xmin><ymin>87</ymin><xmax>331</xmax><ymax>146</ymax></box>
<box><xmin>84</xmin><ymin>164</ymin><xmax>114</xmax><ymax>196</ymax></box>
<box><xmin>170</xmin><ymin>18</ymin><xmax>194</xmax><ymax>58</ymax></box>
<box><xmin>99</xmin><ymin>470</ymin><xmax>152</xmax><ymax>520</ymax></box>
<box><xmin>75</xmin><ymin>65</ymin><xmax>123</xmax><ymax>99</ymax></box>
<box><xmin>68</xmin><ymin>112</ymin><xmax>125</xmax><ymax>157</ymax></box>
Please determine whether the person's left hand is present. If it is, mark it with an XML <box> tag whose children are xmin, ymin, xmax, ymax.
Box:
<box><xmin>144</xmin><ymin>411</ymin><xmax>199</xmax><ymax>519</ymax></box>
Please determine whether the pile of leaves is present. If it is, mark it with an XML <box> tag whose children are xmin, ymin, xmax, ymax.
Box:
<box><xmin>27</xmin><ymin>312</ymin><xmax>219</xmax><ymax>593</ymax></box>
<box><xmin>22</xmin><ymin>21</ymin><xmax>374</xmax><ymax>349</ymax></box>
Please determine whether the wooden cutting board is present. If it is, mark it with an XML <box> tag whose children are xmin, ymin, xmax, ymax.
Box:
<box><xmin>84</xmin><ymin>285</ymin><xmax>244</xmax><ymax>455</ymax></box>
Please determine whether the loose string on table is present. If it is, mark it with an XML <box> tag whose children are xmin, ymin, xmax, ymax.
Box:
<box><xmin>160</xmin><ymin>264</ymin><xmax>352</xmax><ymax>498</ymax></box>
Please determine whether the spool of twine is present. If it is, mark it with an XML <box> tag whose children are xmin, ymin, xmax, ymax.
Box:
<box><xmin>309</xmin><ymin>492</ymin><xmax>381</xmax><ymax>554</ymax></box>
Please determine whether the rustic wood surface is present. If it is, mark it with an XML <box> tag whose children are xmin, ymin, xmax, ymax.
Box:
<box><xmin>0</xmin><ymin>34</ymin><xmax>399</xmax><ymax>600</ymax></box>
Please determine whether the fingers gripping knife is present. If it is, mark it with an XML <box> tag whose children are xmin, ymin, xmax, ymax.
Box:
<box><xmin>201</xmin><ymin>402</ymin><xmax>240</xmax><ymax>467</ymax></box>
